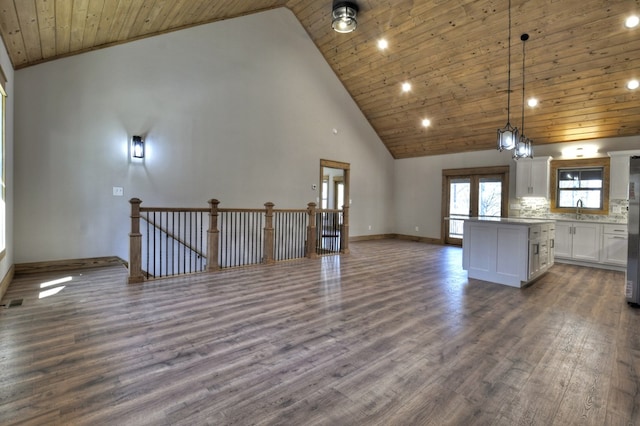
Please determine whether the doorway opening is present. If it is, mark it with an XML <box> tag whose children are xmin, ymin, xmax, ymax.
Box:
<box><xmin>319</xmin><ymin>159</ymin><xmax>350</xmax><ymax>254</ymax></box>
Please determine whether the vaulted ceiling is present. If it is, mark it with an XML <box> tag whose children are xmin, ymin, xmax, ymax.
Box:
<box><xmin>0</xmin><ymin>1</ymin><xmax>638</xmax><ymax>158</ymax></box>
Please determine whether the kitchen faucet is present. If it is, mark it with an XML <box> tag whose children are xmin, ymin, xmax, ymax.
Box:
<box><xmin>576</xmin><ymin>199</ymin><xmax>583</xmax><ymax>219</ymax></box>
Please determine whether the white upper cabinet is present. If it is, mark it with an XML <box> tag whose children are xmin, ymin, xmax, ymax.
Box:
<box><xmin>608</xmin><ymin>150</ymin><xmax>640</xmax><ymax>200</ymax></box>
<box><xmin>516</xmin><ymin>156</ymin><xmax>552</xmax><ymax>198</ymax></box>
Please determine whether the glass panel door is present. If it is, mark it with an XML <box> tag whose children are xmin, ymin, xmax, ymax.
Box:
<box><xmin>443</xmin><ymin>168</ymin><xmax>508</xmax><ymax>246</ymax></box>
<box><xmin>478</xmin><ymin>177</ymin><xmax>503</xmax><ymax>219</ymax></box>
<box><xmin>448</xmin><ymin>177</ymin><xmax>471</xmax><ymax>242</ymax></box>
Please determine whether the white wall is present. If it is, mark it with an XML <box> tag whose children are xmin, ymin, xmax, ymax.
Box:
<box><xmin>0</xmin><ymin>38</ymin><xmax>14</xmax><ymax>278</ymax></box>
<box><xmin>14</xmin><ymin>8</ymin><xmax>394</xmax><ymax>263</ymax></box>
<box><xmin>394</xmin><ymin>135</ymin><xmax>640</xmax><ymax>240</ymax></box>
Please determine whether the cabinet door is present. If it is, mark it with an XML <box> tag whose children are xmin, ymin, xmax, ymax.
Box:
<box><xmin>609</xmin><ymin>155</ymin><xmax>630</xmax><ymax>200</ymax></box>
<box><xmin>515</xmin><ymin>161</ymin><xmax>532</xmax><ymax>198</ymax></box>
<box><xmin>572</xmin><ymin>223</ymin><xmax>601</xmax><ymax>262</ymax></box>
<box><xmin>602</xmin><ymin>234</ymin><xmax>628</xmax><ymax>266</ymax></box>
<box><xmin>529</xmin><ymin>159</ymin><xmax>550</xmax><ymax>198</ymax></box>
<box><xmin>554</xmin><ymin>222</ymin><xmax>573</xmax><ymax>258</ymax></box>
<box><xmin>515</xmin><ymin>157</ymin><xmax>550</xmax><ymax>198</ymax></box>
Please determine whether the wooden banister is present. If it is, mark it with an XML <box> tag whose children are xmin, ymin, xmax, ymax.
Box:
<box><xmin>306</xmin><ymin>202</ymin><xmax>318</xmax><ymax>259</ymax></box>
<box><xmin>263</xmin><ymin>202</ymin><xmax>275</xmax><ymax>264</ymax></box>
<box><xmin>341</xmin><ymin>204</ymin><xmax>350</xmax><ymax>254</ymax></box>
<box><xmin>207</xmin><ymin>199</ymin><xmax>220</xmax><ymax>271</ymax></box>
<box><xmin>128</xmin><ymin>198</ymin><xmax>144</xmax><ymax>284</ymax></box>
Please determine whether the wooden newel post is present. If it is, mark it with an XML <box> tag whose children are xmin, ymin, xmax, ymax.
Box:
<box><xmin>207</xmin><ymin>199</ymin><xmax>220</xmax><ymax>272</ymax></box>
<box><xmin>306</xmin><ymin>202</ymin><xmax>318</xmax><ymax>259</ymax></box>
<box><xmin>128</xmin><ymin>198</ymin><xmax>144</xmax><ymax>284</ymax></box>
<box><xmin>341</xmin><ymin>204</ymin><xmax>350</xmax><ymax>254</ymax></box>
<box><xmin>263</xmin><ymin>202</ymin><xmax>275</xmax><ymax>264</ymax></box>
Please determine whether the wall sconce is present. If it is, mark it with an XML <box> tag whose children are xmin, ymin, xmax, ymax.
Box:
<box><xmin>132</xmin><ymin>136</ymin><xmax>144</xmax><ymax>159</ymax></box>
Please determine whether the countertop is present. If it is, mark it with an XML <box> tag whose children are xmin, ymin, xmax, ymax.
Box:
<box><xmin>518</xmin><ymin>217</ymin><xmax>626</xmax><ymax>225</ymax></box>
<box><xmin>458</xmin><ymin>217</ymin><xmax>555</xmax><ymax>225</ymax></box>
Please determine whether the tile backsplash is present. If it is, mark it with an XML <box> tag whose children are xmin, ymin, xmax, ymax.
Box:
<box><xmin>511</xmin><ymin>198</ymin><xmax>628</xmax><ymax>223</ymax></box>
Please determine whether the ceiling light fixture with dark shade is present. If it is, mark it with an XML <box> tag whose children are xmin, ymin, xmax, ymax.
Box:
<box><xmin>513</xmin><ymin>33</ymin><xmax>533</xmax><ymax>160</ymax></box>
<box><xmin>497</xmin><ymin>0</ymin><xmax>518</xmax><ymax>152</ymax></box>
<box><xmin>332</xmin><ymin>2</ymin><xmax>359</xmax><ymax>33</ymax></box>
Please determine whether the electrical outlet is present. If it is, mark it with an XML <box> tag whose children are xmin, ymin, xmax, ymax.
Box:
<box><xmin>113</xmin><ymin>186</ymin><xmax>124</xmax><ymax>196</ymax></box>
<box><xmin>368</xmin><ymin>225</ymin><xmax>372</xmax><ymax>230</ymax></box>
<box><xmin>415</xmin><ymin>226</ymin><xmax>419</xmax><ymax>232</ymax></box>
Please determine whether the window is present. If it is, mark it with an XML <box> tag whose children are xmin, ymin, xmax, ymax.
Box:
<box><xmin>550</xmin><ymin>158</ymin><xmax>610</xmax><ymax>215</ymax></box>
<box><xmin>557</xmin><ymin>168</ymin><xmax>603</xmax><ymax>208</ymax></box>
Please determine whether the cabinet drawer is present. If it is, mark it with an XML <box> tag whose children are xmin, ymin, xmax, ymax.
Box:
<box><xmin>529</xmin><ymin>225</ymin><xmax>542</xmax><ymax>239</ymax></box>
<box><xmin>603</xmin><ymin>224</ymin><xmax>627</xmax><ymax>235</ymax></box>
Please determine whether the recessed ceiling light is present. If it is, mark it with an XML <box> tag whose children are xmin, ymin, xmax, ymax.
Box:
<box><xmin>627</xmin><ymin>79</ymin><xmax>639</xmax><ymax>90</ymax></box>
<box><xmin>401</xmin><ymin>82</ymin><xmax>411</xmax><ymax>92</ymax></box>
<box><xmin>625</xmin><ymin>15</ymin><xmax>639</xmax><ymax>28</ymax></box>
<box><xmin>377</xmin><ymin>39</ymin><xmax>388</xmax><ymax>50</ymax></box>
<box><xmin>527</xmin><ymin>98</ymin><xmax>538</xmax><ymax>107</ymax></box>
<box><xmin>421</xmin><ymin>118</ymin><xmax>431</xmax><ymax>127</ymax></box>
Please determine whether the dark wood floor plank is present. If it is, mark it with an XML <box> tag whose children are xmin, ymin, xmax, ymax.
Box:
<box><xmin>0</xmin><ymin>239</ymin><xmax>637</xmax><ymax>425</ymax></box>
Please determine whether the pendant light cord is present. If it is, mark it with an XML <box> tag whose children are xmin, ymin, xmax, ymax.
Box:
<box><xmin>521</xmin><ymin>34</ymin><xmax>526</xmax><ymax>134</ymax></box>
<box><xmin>506</xmin><ymin>0</ymin><xmax>512</xmax><ymax>123</ymax></box>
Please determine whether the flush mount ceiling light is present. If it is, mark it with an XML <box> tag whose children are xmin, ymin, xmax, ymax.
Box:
<box><xmin>497</xmin><ymin>0</ymin><xmax>518</xmax><ymax>152</ymax></box>
<box><xmin>627</xmin><ymin>79</ymin><xmax>639</xmax><ymax>90</ymax></box>
<box><xmin>332</xmin><ymin>2</ymin><xmax>359</xmax><ymax>33</ymax></box>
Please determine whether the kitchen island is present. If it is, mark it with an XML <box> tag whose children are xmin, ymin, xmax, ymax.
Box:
<box><xmin>462</xmin><ymin>217</ymin><xmax>555</xmax><ymax>288</ymax></box>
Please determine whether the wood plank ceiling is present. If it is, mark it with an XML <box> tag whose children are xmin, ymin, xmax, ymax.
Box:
<box><xmin>0</xmin><ymin>0</ymin><xmax>638</xmax><ymax>158</ymax></box>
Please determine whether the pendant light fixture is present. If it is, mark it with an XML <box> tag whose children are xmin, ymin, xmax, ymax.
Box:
<box><xmin>514</xmin><ymin>33</ymin><xmax>533</xmax><ymax>159</ymax></box>
<box><xmin>497</xmin><ymin>0</ymin><xmax>518</xmax><ymax>151</ymax></box>
<box><xmin>332</xmin><ymin>2</ymin><xmax>359</xmax><ymax>33</ymax></box>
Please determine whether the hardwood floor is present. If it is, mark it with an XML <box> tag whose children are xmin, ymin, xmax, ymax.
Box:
<box><xmin>1</xmin><ymin>239</ymin><xmax>638</xmax><ymax>425</ymax></box>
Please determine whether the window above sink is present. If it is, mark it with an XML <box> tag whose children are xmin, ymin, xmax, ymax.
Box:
<box><xmin>550</xmin><ymin>157</ymin><xmax>610</xmax><ymax>216</ymax></box>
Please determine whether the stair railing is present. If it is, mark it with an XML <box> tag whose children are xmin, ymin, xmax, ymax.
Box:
<box><xmin>128</xmin><ymin>198</ymin><xmax>347</xmax><ymax>283</ymax></box>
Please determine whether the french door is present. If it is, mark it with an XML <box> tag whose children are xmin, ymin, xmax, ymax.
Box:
<box><xmin>443</xmin><ymin>166</ymin><xmax>509</xmax><ymax>246</ymax></box>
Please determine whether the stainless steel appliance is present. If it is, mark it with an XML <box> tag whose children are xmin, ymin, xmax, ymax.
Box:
<box><xmin>626</xmin><ymin>156</ymin><xmax>640</xmax><ymax>306</ymax></box>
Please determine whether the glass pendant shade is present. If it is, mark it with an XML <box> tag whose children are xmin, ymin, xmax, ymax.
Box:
<box><xmin>497</xmin><ymin>123</ymin><xmax>518</xmax><ymax>151</ymax></box>
<box><xmin>332</xmin><ymin>3</ymin><xmax>358</xmax><ymax>33</ymax></box>
<box><xmin>513</xmin><ymin>135</ymin><xmax>533</xmax><ymax>159</ymax></box>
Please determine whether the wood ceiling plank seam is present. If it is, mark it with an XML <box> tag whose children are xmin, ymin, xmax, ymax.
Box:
<box><xmin>35</xmin><ymin>0</ymin><xmax>56</xmax><ymax>59</ymax></box>
<box><xmin>92</xmin><ymin>0</ymin><xmax>122</xmax><ymax>46</ymax></box>
<box><xmin>162</xmin><ymin>0</ymin><xmax>209</xmax><ymax>31</ymax></box>
<box><xmin>137</xmin><ymin>0</ymin><xmax>174</xmax><ymax>35</ymax></box>
<box><xmin>53</xmin><ymin>0</ymin><xmax>72</xmax><ymax>55</ymax></box>
<box><xmin>0</xmin><ymin>0</ymin><xmax>29</xmax><ymax>66</ymax></box>
<box><xmin>81</xmin><ymin>0</ymin><xmax>106</xmax><ymax>49</ymax></box>
<box><xmin>153</xmin><ymin>0</ymin><xmax>187</xmax><ymax>32</ymax></box>
<box><xmin>126</xmin><ymin>0</ymin><xmax>158</xmax><ymax>39</ymax></box>
<box><xmin>14</xmin><ymin>0</ymin><xmax>42</xmax><ymax>62</ymax></box>
<box><xmin>68</xmin><ymin>0</ymin><xmax>90</xmax><ymax>52</ymax></box>
<box><xmin>115</xmin><ymin>0</ymin><xmax>143</xmax><ymax>41</ymax></box>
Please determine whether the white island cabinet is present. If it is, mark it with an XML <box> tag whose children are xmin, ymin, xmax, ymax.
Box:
<box><xmin>462</xmin><ymin>218</ymin><xmax>555</xmax><ymax>288</ymax></box>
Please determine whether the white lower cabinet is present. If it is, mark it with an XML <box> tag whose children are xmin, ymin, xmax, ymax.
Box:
<box><xmin>554</xmin><ymin>221</ymin><xmax>601</xmax><ymax>262</ymax></box>
<box><xmin>601</xmin><ymin>224</ymin><xmax>628</xmax><ymax>266</ymax></box>
<box><xmin>462</xmin><ymin>220</ymin><xmax>553</xmax><ymax>287</ymax></box>
<box><xmin>554</xmin><ymin>221</ymin><xmax>627</xmax><ymax>269</ymax></box>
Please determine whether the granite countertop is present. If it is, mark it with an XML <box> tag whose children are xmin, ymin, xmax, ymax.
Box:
<box><xmin>460</xmin><ymin>217</ymin><xmax>555</xmax><ymax>225</ymax></box>
<box><xmin>518</xmin><ymin>217</ymin><xmax>627</xmax><ymax>225</ymax></box>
